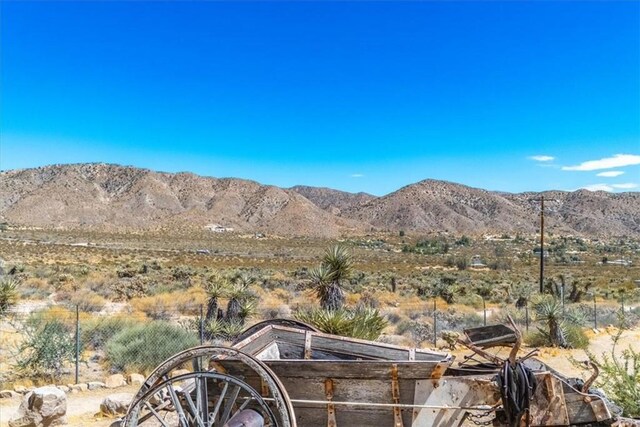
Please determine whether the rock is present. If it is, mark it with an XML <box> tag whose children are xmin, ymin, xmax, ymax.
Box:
<box><xmin>87</xmin><ymin>382</ymin><xmax>105</xmax><ymax>390</ymax></box>
<box><xmin>127</xmin><ymin>373</ymin><xmax>145</xmax><ymax>387</ymax></box>
<box><xmin>104</xmin><ymin>374</ymin><xmax>126</xmax><ymax>389</ymax></box>
<box><xmin>69</xmin><ymin>384</ymin><xmax>88</xmax><ymax>393</ymax></box>
<box><xmin>8</xmin><ymin>386</ymin><xmax>67</xmax><ymax>427</ymax></box>
<box><xmin>56</xmin><ymin>386</ymin><xmax>70</xmax><ymax>393</ymax></box>
<box><xmin>1</xmin><ymin>389</ymin><xmax>18</xmax><ymax>399</ymax></box>
<box><xmin>14</xmin><ymin>386</ymin><xmax>28</xmax><ymax>394</ymax></box>
<box><xmin>99</xmin><ymin>393</ymin><xmax>134</xmax><ymax>416</ymax></box>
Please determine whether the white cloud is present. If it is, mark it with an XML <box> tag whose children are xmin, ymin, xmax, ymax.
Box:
<box><xmin>612</xmin><ymin>183</ymin><xmax>638</xmax><ymax>189</ymax></box>
<box><xmin>529</xmin><ymin>155</ymin><xmax>555</xmax><ymax>162</ymax></box>
<box><xmin>596</xmin><ymin>171</ymin><xmax>624</xmax><ymax>177</ymax></box>
<box><xmin>562</xmin><ymin>154</ymin><xmax>640</xmax><ymax>171</ymax></box>
<box><xmin>350</xmin><ymin>173</ymin><xmax>364</xmax><ymax>178</ymax></box>
<box><xmin>580</xmin><ymin>182</ymin><xmax>638</xmax><ymax>192</ymax></box>
<box><xmin>581</xmin><ymin>184</ymin><xmax>614</xmax><ymax>192</ymax></box>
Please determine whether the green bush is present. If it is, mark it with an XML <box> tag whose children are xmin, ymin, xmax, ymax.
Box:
<box><xmin>15</xmin><ymin>316</ymin><xmax>75</xmax><ymax>382</ymax></box>
<box><xmin>295</xmin><ymin>307</ymin><xmax>387</xmax><ymax>341</ymax></box>
<box><xmin>106</xmin><ymin>321</ymin><xmax>199</xmax><ymax>373</ymax></box>
<box><xmin>81</xmin><ymin>316</ymin><xmax>142</xmax><ymax>350</ymax></box>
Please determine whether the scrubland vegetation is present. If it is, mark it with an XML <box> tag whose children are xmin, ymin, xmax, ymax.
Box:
<box><xmin>0</xmin><ymin>228</ymin><xmax>638</xmax><ymax>413</ymax></box>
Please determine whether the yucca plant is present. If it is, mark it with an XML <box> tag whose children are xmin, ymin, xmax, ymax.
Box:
<box><xmin>309</xmin><ymin>245</ymin><xmax>352</xmax><ymax>311</ymax></box>
<box><xmin>532</xmin><ymin>295</ymin><xmax>585</xmax><ymax>348</ymax></box>
<box><xmin>204</xmin><ymin>277</ymin><xmax>227</xmax><ymax>332</ymax></box>
<box><xmin>205</xmin><ymin>318</ymin><xmax>246</xmax><ymax>341</ymax></box>
<box><xmin>295</xmin><ymin>307</ymin><xmax>387</xmax><ymax>341</ymax></box>
<box><xmin>0</xmin><ymin>278</ymin><xmax>18</xmax><ymax>317</ymax></box>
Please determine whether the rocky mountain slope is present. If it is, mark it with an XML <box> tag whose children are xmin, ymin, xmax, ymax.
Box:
<box><xmin>1</xmin><ymin>163</ymin><xmax>638</xmax><ymax>237</ymax></box>
<box><xmin>0</xmin><ymin>164</ymin><xmax>363</xmax><ymax>237</ymax></box>
<box><xmin>290</xmin><ymin>185</ymin><xmax>375</xmax><ymax>215</ymax></box>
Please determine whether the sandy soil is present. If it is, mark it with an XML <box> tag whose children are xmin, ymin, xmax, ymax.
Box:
<box><xmin>533</xmin><ymin>326</ymin><xmax>640</xmax><ymax>378</ymax></box>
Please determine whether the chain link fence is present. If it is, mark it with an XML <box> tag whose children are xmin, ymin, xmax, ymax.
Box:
<box><xmin>0</xmin><ymin>298</ymin><xmax>637</xmax><ymax>388</ymax></box>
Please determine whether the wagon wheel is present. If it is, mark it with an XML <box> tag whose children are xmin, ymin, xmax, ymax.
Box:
<box><xmin>122</xmin><ymin>346</ymin><xmax>296</xmax><ymax>427</ymax></box>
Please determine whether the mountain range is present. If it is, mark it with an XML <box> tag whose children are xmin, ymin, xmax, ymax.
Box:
<box><xmin>1</xmin><ymin>163</ymin><xmax>639</xmax><ymax>238</ymax></box>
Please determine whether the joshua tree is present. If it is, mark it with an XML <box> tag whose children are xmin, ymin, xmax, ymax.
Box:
<box><xmin>204</xmin><ymin>278</ymin><xmax>226</xmax><ymax>326</ymax></box>
<box><xmin>310</xmin><ymin>245</ymin><xmax>352</xmax><ymax>311</ymax></box>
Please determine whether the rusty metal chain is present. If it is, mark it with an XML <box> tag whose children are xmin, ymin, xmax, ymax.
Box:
<box><xmin>467</xmin><ymin>410</ymin><xmax>496</xmax><ymax>426</ymax></box>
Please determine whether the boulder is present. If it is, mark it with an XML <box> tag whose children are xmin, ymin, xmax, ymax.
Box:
<box><xmin>127</xmin><ymin>373</ymin><xmax>145</xmax><ymax>387</ymax></box>
<box><xmin>8</xmin><ymin>386</ymin><xmax>67</xmax><ymax>427</ymax></box>
<box><xmin>87</xmin><ymin>382</ymin><xmax>105</xmax><ymax>390</ymax></box>
<box><xmin>1</xmin><ymin>389</ymin><xmax>18</xmax><ymax>399</ymax></box>
<box><xmin>104</xmin><ymin>374</ymin><xmax>126</xmax><ymax>389</ymax></box>
<box><xmin>100</xmin><ymin>393</ymin><xmax>134</xmax><ymax>416</ymax></box>
<box><xmin>14</xmin><ymin>386</ymin><xmax>28</xmax><ymax>394</ymax></box>
<box><xmin>56</xmin><ymin>386</ymin><xmax>70</xmax><ymax>393</ymax></box>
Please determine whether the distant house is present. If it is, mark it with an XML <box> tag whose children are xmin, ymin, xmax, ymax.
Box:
<box><xmin>470</xmin><ymin>255</ymin><xmax>486</xmax><ymax>268</ymax></box>
<box><xmin>532</xmin><ymin>248</ymin><xmax>549</xmax><ymax>258</ymax></box>
<box><xmin>205</xmin><ymin>224</ymin><xmax>234</xmax><ymax>233</ymax></box>
<box><xmin>196</xmin><ymin>249</ymin><xmax>211</xmax><ymax>255</ymax></box>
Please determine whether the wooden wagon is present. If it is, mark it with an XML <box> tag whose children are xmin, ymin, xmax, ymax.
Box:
<box><xmin>118</xmin><ymin>319</ymin><xmax>626</xmax><ymax>427</ymax></box>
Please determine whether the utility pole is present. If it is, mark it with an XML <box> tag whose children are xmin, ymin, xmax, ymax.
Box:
<box><xmin>539</xmin><ymin>195</ymin><xmax>545</xmax><ymax>294</ymax></box>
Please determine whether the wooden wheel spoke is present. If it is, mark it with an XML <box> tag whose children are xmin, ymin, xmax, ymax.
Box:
<box><xmin>164</xmin><ymin>379</ymin><xmax>189</xmax><ymax>427</ymax></box>
<box><xmin>186</xmin><ymin>389</ymin><xmax>209</xmax><ymax>427</ymax></box>
<box><xmin>210</xmin><ymin>381</ymin><xmax>229</xmax><ymax>426</ymax></box>
<box><xmin>219</xmin><ymin>385</ymin><xmax>241</xmax><ymax>425</ymax></box>
<box><xmin>143</xmin><ymin>401</ymin><xmax>171</xmax><ymax>427</ymax></box>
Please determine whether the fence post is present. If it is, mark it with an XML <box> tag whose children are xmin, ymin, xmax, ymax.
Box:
<box><xmin>75</xmin><ymin>305</ymin><xmax>80</xmax><ymax>385</ymax></box>
<box><xmin>525</xmin><ymin>301</ymin><xmax>529</xmax><ymax>333</ymax></box>
<box><xmin>593</xmin><ymin>294</ymin><xmax>597</xmax><ymax>330</ymax></box>
<box><xmin>199</xmin><ymin>304</ymin><xmax>205</xmax><ymax>345</ymax></box>
<box><xmin>433</xmin><ymin>297</ymin><xmax>437</xmax><ymax>349</ymax></box>
<box><xmin>482</xmin><ymin>297</ymin><xmax>487</xmax><ymax>326</ymax></box>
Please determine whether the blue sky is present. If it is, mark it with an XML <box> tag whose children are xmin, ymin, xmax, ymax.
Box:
<box><xmin>1</xmin><ymin>1</ymin><xmax>638</xmax><ymax>196</ymax></box>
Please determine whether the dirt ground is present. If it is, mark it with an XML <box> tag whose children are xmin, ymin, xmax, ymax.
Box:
<box><xmin>0</xmin><ymin>385</ymin><xmax>138</xmax><ymax>427</ymax></box>
<box><xmin>1</xmin><ymin>328</ymin><xmax>638</xmax><ymax>426</ymax></box>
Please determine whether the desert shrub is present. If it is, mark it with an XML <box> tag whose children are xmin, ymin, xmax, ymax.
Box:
<box><xmin>0</xmin><ymin>278</ymin><xmax>18</xmax><ymax>316</ymax></box>
<box><xmin>67</xmin><ymin>292</ymin><xmax>107</xmax><ymax>313</ymax></box>
<box><xmin>18</xmin><ymin>277</ymin><xmax>49</xmax><ymax>299</ymax></box>
<box><xmin>112</xmin><ymin>277</ymin><xmax>149</xmax><ymax>301</ymax></box>
<box><xmin>593</xmin><ymin>345</ymin><xmax>640</xmax><ymax>417</ymax></box>
<box><xmin>131</xmin><ymin>289</ymin><xmax>205</xmax><ymax>319</ymax></box>
<box><xmin>295</xmin><ymin>307</ymin><xmax>387</xmax><ymax>341</ymax></box>
<box><xmin>396</xmin><ymin>320</ymin><xmax>434</xmax><ymax>345</ymax></box>
<box><xmin>81</xmin><ymin>316</ymin><xmax>143</xmax><ymax>350</ymax></box>
<box><xmin>524</xmin><ymin>324</ymin><xmax>588</xmax><ymax>349</ymax></box>
<box><xmin>14</xmin><ymin>315</ymin><xmax>75</xmax><ymax>382</ymax></box>
<box><xmin>106</xmin><ymin>321</ymin><xmax>198</xmax><ymax>373</ymax></box>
